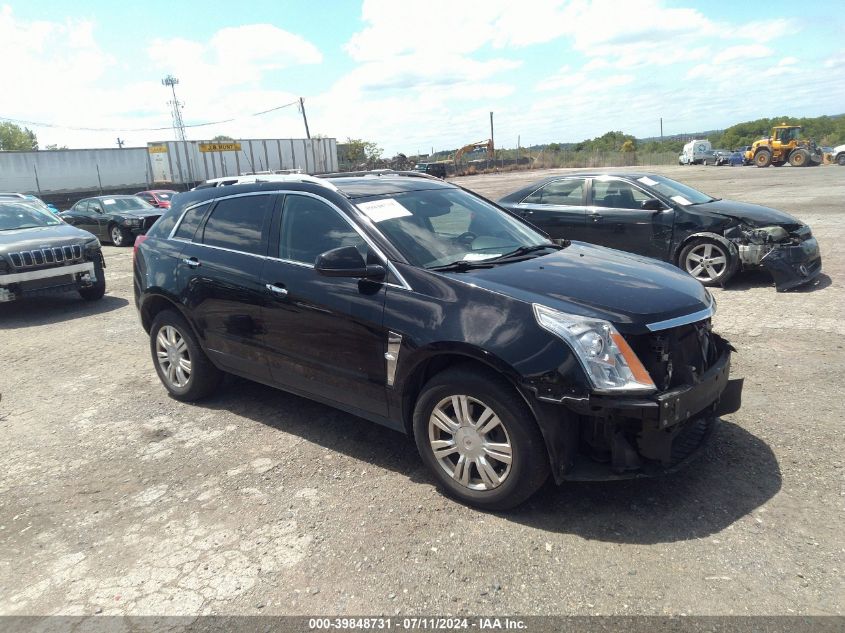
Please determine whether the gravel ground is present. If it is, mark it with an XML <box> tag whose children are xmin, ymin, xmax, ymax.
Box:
<box><xmin>0</xmin><ymin>165</ymin><xmax>842</xmax><ymax>617</ymax></box>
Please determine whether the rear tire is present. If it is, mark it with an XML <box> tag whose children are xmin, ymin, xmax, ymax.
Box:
<box><xmin>837</xmin><ymin>153</ymin><xmax>845</xmax><ymax>166</ymax></box>
<box><xmin>754</xmin><ymin>150</ymin><xmax>772</xmax><ymax>168</ymax></box>
<box><xmin>78</xmin><ymin>256</ymin><xmax>106</xmax><ymax>301</ymax></box>
<box><xmin>413</xmin><ymin>366</ymin><xmax>549</xmax><ymax>510</ymax></box>
<box><xmin>679</xmin><ymin>238</ymin><xmax>738</xmax><ymax>287</ymax></box>
<box><xmin>150</xmin><ymin>310</ymin><xmax>223</xmax><ymax>402</ymax></box>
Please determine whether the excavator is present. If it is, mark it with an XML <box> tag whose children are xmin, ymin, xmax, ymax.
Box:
<box><xmin>453</xmin><ymin>139</ymin><xmax>494</xmax><ymax>172</ymax></box>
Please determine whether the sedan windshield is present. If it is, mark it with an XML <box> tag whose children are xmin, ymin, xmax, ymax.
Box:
<box><xmin>0</xmin><ymin>201</ymin><xmax>63</xmax><ymax>230</ymax></box>
<box><xmin>101</xmin><ymin>197</ymin><xmax>153</xmax><ymax>212</ymax></box>
<box><xmin>637</xmin><ymin>175</ymin><xmax>715</xmax><ymax>205</ymax></box>
<box><xmin>356</xmin><ymin>188</ymin><xmax>549</xmax><ymax>269</ymax></box>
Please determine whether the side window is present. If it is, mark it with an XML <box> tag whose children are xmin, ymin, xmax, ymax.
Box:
<box><xmin>89</xmin><ymin>201</ymin><xmax>102</xmax><ymax>213</ymax></box>
<box><xmin>174</xmin><ymin>203</ymin><xmax>211</xmax><ymax>241</ymax></box>
<box><xmin>592</xmin><ymin>180</ymin><xmax>651</xmax><ymax>210</ymax></box>
<box><xmin>74</xmin><ymin>201</ymin><xmax>89</xmax><ymax>213</ymax></box>
<box><xmin>522</xmin><ymin>179</ymin><xmax>585</xmax><ymax>205</ymax></box>
<box><xmin>279</xmin><ymin>195</ymin><xmax>365</xmax><ymax>265</ymax></box>
<box><xmin>201</xmin><ymin>195</ymin><xmax>272</xmax><ymax>255</ymax></box>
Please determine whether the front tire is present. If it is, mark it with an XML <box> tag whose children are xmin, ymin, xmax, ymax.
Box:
<box><xmin>150</xmin><ymin>310</ymin><xmax>223</xmax><ymax>401</ymax></box>
<box><xmin>789</xmin><ymin>149</ymin><xmax>809</xmax><ymax>167</ymax></box>
<box><xmin>109</xmin><ymin>224</ymin><xmax>132</xmax><ymax>247</ymax></box>
<box><xmin>754</xmin><ymin>150</ymin><xmax>772</xmax><ymax>168</ymax></box>
<box><xmin>78</xmin><ymin>256</ymin><xmax>106</xmax><ymax>301</ymax></box>
<box><xmin>837</xmin><ymin>153</ymin><xmax>845</xmax><ymax>166</ymax></box>
<box><xmin>679</xmin><ymin>238</ymin><xmax>737</xmax><ymax>287</ymax></box>
<box><xmin>413</xmin><ymin>366</ymin><xmax>549</xmax><ymax>510</ymax></box>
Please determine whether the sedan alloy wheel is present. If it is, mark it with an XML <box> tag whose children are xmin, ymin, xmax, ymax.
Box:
<box><xmin>684</xmin><ymin>242</ymin><xmax>728</xmax><ymax>283</ymax></box>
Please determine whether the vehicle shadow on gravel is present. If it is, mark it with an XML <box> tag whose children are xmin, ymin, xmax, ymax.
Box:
<box><xmin>513</xmin><ymin>420</ymin><xmax>782</xmax><ymax>544</ymax></box>
<box><xmin>723</xmin><ymin>271</ymin><xmax>831</xmax><ymax>292</ymax></box>
<box><xmin>0</xmin><ymin>295</ymin><xmax>128</xmax><ymax>328</ymax></box>
<box><xmin>200</xmin><ymin>379</ymin><xmax>780</xmax><ymax>545</ymax></box>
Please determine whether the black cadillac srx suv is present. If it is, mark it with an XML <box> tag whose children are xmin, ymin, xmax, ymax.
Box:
<box><xmin>133</xmin><ymin>172</ymin><xmax>742</xmax><ymax>509</ymax></box>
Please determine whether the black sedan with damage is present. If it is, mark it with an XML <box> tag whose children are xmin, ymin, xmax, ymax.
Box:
<box><xmin>498</xmin><ymin>172</ymin><xmax>821</xmax><ymax>291</ymax></box>
<box><xmin>61</xmin><ymin>195</ymin><xmax>162</xmax><ymax>247</ymax></box>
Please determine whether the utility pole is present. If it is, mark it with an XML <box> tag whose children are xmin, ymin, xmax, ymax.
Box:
<box><xmin>299</xmin><ymin>97</ymin><xmax>311</xmax><ymax>139</ymax></box>
<box><xmin>489</xmin><ymin>112</ymin><xmax>495</xmax><ymax>169</ymax></box>
<box><xmin>162</xmin><ymin>75</ymin><xmax>187</xmax><ymax>143</ymax></box>
<box><xmin>660</xmin><ymin>117</ymin><xmax>664</xmax><ymax>142</ymax></box>
<box><xmin>162</xmin><ymin>75</ymin><xmax>193</xmax><ymax>183</ymax></box>
<box><xmin>116</xmin><ymin>138</ymin><xmax>124</xmax><ymax>149</ymax></box>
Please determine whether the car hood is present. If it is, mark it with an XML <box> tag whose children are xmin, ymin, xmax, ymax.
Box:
<box><xmin>0</xmin><ymin>222</ymin><xmax>96</xmax><ymax>251</ymax></box>
<box><xmin>444</xmin><ymin>242</ymin><xmax>712</xmax><ymax>334</ymax></box>
<box><xmin>115</xmin><ymin>209</ymin><xmax>161</xmax><ymax>217</ymax></box>
<box><xmin>695</xmin><ymin>199</ymin><xmax>803</xmax><ymax>228</ymax></box>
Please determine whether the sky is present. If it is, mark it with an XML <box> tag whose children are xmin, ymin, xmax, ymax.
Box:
<box><xmin>2</xmin><ymin>0</ymin><xmax>844</xmax><ymax>155</ymax></box>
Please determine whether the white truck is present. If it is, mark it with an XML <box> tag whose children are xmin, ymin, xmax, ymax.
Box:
<box><xmin>680</xmin><ymin>139</ymin><xmax>713</xmax><ymax>165</ymax></box>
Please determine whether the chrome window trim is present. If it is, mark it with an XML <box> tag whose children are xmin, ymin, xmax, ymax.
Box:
<box><xmin>646</xmin><ymin>305</ymin><xmax>715</xmax><ymax>332</ymax></box>
<box><xmin>519</xmin><ymin>176</ymin><xmax>587</xmax><ymax>206</ymax></box>
<box><xmin>279</xmin><ymin>191</ymin><xmax>412</xmax><ymax>291</ymax></box>
<box><xmin>166</xmin><ymin>189</ymin><xmax>412</xmax><ymax>291</ymax></box>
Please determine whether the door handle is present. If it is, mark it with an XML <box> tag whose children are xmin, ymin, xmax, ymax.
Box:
<box><xmin>182</xmin><ymin>257</ymin><xmax>200</xmax><ymax>268</ymax></box>
<box><xmin>265</xmin><ymin>283</ymin><xmax>288</xmax><ymax>297</ymax></box>
<box><xmin>590</xmin><ymin>213</ymin><xmax>603</xmax><ymax>222</ymax></box>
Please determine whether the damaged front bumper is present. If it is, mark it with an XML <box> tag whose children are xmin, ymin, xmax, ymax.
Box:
<box><xmin>554</xmin><ymin>338</ymin><xmax>742</xmax><ymax>481</ymax></box>
<box><xmin>0</xmin><ymin>261</ymin><xmax>97</xmax><ymax>302</ymax></box>
<box><xmin>760</xmin><ymin>237</ymin><xmax>822</xmax><ymax>291</ymax></box>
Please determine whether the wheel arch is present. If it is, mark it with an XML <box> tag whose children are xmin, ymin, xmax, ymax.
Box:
<box><xmin>399</xmin><ymin>347</ymin><xmax>570</xmax><ymax>480</ymax></box>
<box><xmin>672</xmin><ymin>231</ymin><xmax>739</xmax><ymax>266</ymax></box>
<box><xmin>139</xmin><ymin>291</ymin><xmax>195</xmax><ymax>336</ymax></box>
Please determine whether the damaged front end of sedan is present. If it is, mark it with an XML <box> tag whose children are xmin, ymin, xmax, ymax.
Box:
<box><xmin>723</xmin><ymin>222</ymin><xmax>822</xmax><ymax>291</ymax></box>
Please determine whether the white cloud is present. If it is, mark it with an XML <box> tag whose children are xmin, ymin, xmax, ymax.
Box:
<box><xmin>712</xmin><ymin>44</ymin><xmax>773</xmax><ymax>65</ymax></box>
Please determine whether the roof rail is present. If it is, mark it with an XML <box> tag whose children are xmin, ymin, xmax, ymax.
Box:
<box><xmin>319</xmin><ymin>170</ymin><xmax>442</xmax><ymax>181</ymax></box>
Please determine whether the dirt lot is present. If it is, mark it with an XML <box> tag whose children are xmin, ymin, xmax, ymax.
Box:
<box><xmin>1</xmin><ymin>165</ymin><xmax>843</xmax><ymax>617</ymax></box>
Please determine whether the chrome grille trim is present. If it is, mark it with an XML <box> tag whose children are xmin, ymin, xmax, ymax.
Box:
<box><xmin>8</xmin><ymin>245</ymin><xmax>84</xmax><ymax>269</ymax></box>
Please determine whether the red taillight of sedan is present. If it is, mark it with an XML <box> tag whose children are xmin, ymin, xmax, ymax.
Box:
<box><xmin>133</xmin><ymin>234</ymin><xmax>148</xmax><ymax>264</ymax></box>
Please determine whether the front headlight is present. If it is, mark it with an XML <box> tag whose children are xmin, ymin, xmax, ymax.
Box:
<box><xmin>533</xmin><ymin>304</ymin><xmax>656</xmax><ymax>394</ymax></box>
<box><xmin>123</xmin><ymin>218</ymin><xmax>142</xmax><ymax>227</ymax></box>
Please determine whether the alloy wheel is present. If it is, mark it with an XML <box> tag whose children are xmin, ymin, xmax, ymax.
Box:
<box><xmin>428</xmin><ymin>395</ymin><xmax>512</xmax><ymax>491</ymax></box>
<box><xmin>111</xmin><ymin>226</ymin><xmax>123</xmax><ymax>246</ymax></box>
<box><xmin>685</xmin><ymin>243</ymin><xmax>727</xmax><ymax>282</ymax></box>
<box><xmin>155</xmin><ymin>325</ymin><xmax>192</xmax><ymax>388</ymax></box>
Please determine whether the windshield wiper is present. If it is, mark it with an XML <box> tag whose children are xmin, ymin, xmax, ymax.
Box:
<box><xmin>427</xmin><ymin>260</ymin><xmax>498</xmax><ymax>272</ymax></box>
<box><xmin>491</xmin><ymin>242</ymin><xmax>566</xmax><ymax>261</ymax></box>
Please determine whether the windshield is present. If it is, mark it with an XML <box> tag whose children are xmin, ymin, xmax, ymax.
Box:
<box><xmin>101</xmin><ymin>197</ymin><xmax>153</xmax><ymax>212</ymax></box>
<box><xmin>355</xmin><ymin>188</ymin><xmax>549</xmax><ymax>269</ymax></box>
<box><xmin>0</xmin><ymin>201</ymin><xmax>63</xmax><ymax>230</ymax></box>
<box><xmin>636</xmin><ymin>174</ymin><xmax>715</xmax><ymax>205</ymax></box>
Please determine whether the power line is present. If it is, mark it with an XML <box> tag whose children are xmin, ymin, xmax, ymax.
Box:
<box><xmin>0</xmin><ymin>99</ymin><xmax>301</xmax><ymax>133</ymax></box>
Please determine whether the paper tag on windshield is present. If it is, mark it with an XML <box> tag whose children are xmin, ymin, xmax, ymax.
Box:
<box><xmin>357</xmin><ymin>199</ymin><xmax>412</xmax><ymax>222</ymax></box>
<box><xmin>670</xmin><ymin>195</ymin><xmax>692</xmax><ymax>205</ymax></box>
<box><xmin>638</xmin><ymin>176</ymin><xmax>658</xmax><ymax>186</ymax></box>
<box><xmin>103</xmin><ymin>199</ymin><xmax>116</xmax><ymax>205</ymax></box>
<box><xmin>463</xmin><ymin>253</ymin><xmax>500</xmax><ymax>261</ymax></box>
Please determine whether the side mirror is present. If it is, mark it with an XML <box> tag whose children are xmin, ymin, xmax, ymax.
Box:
<box><xmin>315</xmin><ymin>245</ymin><xmax>386</xmax><ymax>280</ymax></box>
<box><xmin>640</xmin><ymin>198</ymin><xmax>665</xmax><ymax>212</ymax></box>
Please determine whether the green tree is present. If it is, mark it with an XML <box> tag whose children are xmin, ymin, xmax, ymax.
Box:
<box><xmin>211</xmin><ymin>134</ymin><xmax>235</xmax><ymax>142</ymax></box>
<box><xmin>344</xmin><ymin>138</ymin><xmax>383</xmax><ymax>165</ymax></box>
<box><xmin>45</xmin><ymin>144</ymin><xmax>68</xmax><ymax>150</ymax></box>
<box><xmin>0</xmin><ymin>122</ymin><xmax>38</xmax><ymax>150</ymax></box>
